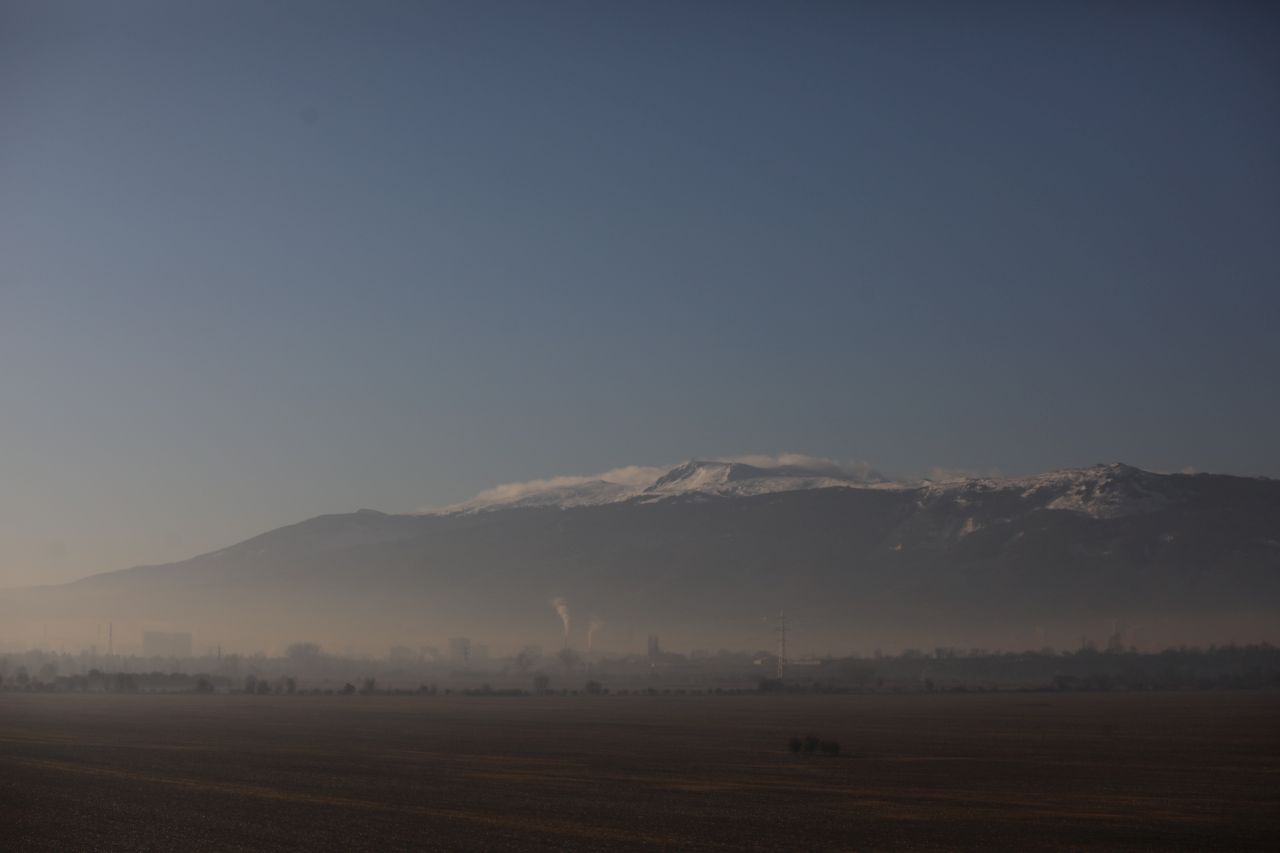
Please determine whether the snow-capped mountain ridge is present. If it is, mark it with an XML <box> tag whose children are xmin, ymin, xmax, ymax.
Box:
<box><xmin>436</xmin><ymin>458</ymin><xmax>884</xmax><ymax>514</ymax></box>
<box><xmin>435</xmin><ymin>459</ymin><xmax>1205</xmax><ymax>519</ymax></box>
<box><xmin>13</xmin><ymin>459</ymin><xmax>1274</xmax><ymax>652</ymax></box>
<box><xmin>645</xmin><ymin>459</ymin><xmax>882</xmax><ymax>495</ymax></box>
<box><xmin>917</xmin><ymin>463</ymin><xmax>1182</xmax><ymax>519</ymax></box>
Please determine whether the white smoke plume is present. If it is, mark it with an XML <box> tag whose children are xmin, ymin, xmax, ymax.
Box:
<box><xmin>550</xmin><ymin>596</ymin><xmax>570</xmax><ymax>645</ymax></box>
<box><xmin>587</xmin><ymin>617</ymin><xmax>604</xmax><ymax>652</ymax></box>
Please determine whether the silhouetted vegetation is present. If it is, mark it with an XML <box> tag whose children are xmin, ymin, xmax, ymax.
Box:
<box><xmin>787</xmin><ymin>734</ymin><xmax>841</xmax><ymax>756</ymax></box>
<box><xmin>3</xmin><ymin>644</ymin><xmax>1277</xmax><ymax>695</ymax></box>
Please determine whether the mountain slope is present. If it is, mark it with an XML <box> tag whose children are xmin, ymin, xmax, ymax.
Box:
<box><xmin>437</xmin><ymin>458</ymin><xmax>886</xmax><ymax>512</ymax></box>
<box><xmin>3</xmin><ymin>463</ymin><xmax>1278</xmax><ymax>653</ymax></box>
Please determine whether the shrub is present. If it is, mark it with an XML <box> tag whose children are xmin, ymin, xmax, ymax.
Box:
<box><xmin>788</xmin><ymin>735</ymin><xmax>842</xmax><ymax>757</ymax></box>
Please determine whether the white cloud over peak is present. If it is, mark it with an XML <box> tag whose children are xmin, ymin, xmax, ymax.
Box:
<box><xmin>464</xmin><ymin>465</ymin><xmax>666</xmax><ymax>505</ymax></box>
<box><xmin>713</xmin><ymin>453</ymin><xmax>883</xmax><ymax>481</ymax></box>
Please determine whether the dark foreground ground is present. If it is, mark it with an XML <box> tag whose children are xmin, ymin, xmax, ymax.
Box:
<box><xmin>1</xmin><ymin>691</ymin><xmax>1277</xmax><ymax>851</ymax></box>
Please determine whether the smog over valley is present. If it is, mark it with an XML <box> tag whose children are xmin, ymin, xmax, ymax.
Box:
<box><xmin>4</xmin><ymin>457</ymin><xmax>1280</xmax><ymax>657</ymax></box>
<box><xmin>2</xmin><ymin>2</ymin><xmax>1278</xmax><ymax>851</ymax></box>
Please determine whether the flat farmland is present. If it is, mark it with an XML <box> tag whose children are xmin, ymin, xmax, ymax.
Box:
<box><xmin>1</xmin><ymin>691</ymin><xmax>1277</xmax><ymax>851</ymax></box>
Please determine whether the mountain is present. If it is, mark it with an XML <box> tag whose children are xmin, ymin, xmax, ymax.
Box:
<box><xmin>435</xmin><ymin>459</ymin><xmax>1186</xmax><ymax>519</ymax></box>
<box><xmin>437</xmin><ymin>458</ymin><xmax>886</xmax><ymax>512</ymax></box>
<box><xmin>3</xmin><ymin>461</ymin><xmax>1278</xmax><ymax>654</ymax></box>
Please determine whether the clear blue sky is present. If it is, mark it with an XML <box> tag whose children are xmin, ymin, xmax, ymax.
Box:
<box><xmin>2</xmin><ymin>1</ymin><xmax>1277</xmax><ymax>584</ymax></box>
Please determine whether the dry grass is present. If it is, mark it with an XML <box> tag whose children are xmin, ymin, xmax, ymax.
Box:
<box><xmin>1</xmin><ymin>691</ymin><xmax>1277</xmax><ymax>851</ymax></box>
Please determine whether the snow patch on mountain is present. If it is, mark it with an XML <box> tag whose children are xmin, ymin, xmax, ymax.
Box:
<box><xmin>439</xmin><ymin>466</ymin><xmax>663</xmax><ymax>513</ymax></box>
<box><xmin>431</xmin><ymin>458</ymin><xmax>1189</xmax><ymax>519</ymax></box>
<box><xmin>432</xmin><ymin>455</ymin><xmax>884</xmax><ymax>514</ymax></box>
<box><xmin>919</xmin><ymin>463</ymin><xmax>1179</xmax><ymax>519</ymax></box>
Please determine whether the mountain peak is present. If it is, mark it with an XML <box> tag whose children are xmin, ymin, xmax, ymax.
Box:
<box><xmin>647</xmin><ymin>460</ymin><xmax>744</xmax><ymax>491</ymax></box>
<box><xmin>430</xmin><ymin>458</ymin><xmax>1201</xmax><ymax>519</ymax></box>
<box><xmin>433</xmin><ymin>456</ymin><xmax>884</xmax><ymax>514</ymax></box>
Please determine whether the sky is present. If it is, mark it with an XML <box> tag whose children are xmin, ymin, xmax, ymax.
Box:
<box><xmin>2</xmin><ymin>0</ymin><xmax>1278</xmax><ymax>586</ymax></box>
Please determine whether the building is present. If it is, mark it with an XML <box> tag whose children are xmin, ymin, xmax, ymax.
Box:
<box><xmin>448</xmin><ymin>637</ymin><xmax>471</xmax><ymax>663</ymax></box>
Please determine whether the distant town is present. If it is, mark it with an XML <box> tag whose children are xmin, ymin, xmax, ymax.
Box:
<box><xmin>3</xmin><ymin>628</ymin><xmax>1277</xmax><ymax>696</ymax></box>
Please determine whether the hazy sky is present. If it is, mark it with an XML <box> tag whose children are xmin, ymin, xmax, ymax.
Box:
<box><xmin>2</xmin><ymin>1</ymin><xmax>1278</xmax><ymax>585</ymax></box>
